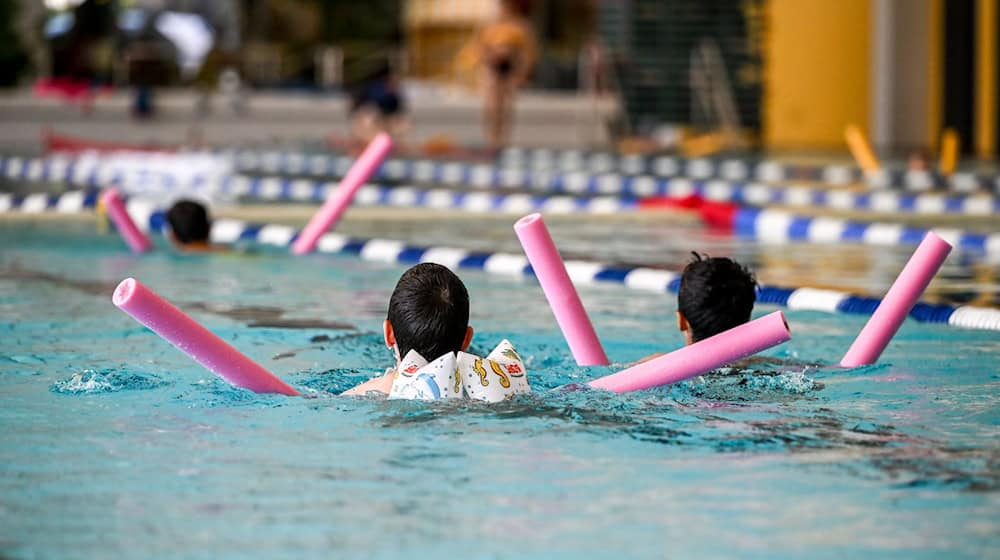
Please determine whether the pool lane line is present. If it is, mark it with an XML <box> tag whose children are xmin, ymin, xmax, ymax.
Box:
<box><xmin>205</xmin><ymin>218</ymin><xmax>998</xmax><ymax>332</ymax></box>
<box><xmin>35</xmin><ymin>130</ymin><xmax>997</xmax><ymax>191</ymax></box>
<box><xmin>496</xmin><ymin>147</ymin><xmax>1000</xmax><ymax>193</ymax></box>
<box><xmin>0</xmin><ymin>181</ymin><xmax>642</xmax><ymax>217</ymax></box>
<box><xmin>1</xmin><ymin>191</ymin><xmax>996</xmax><ymax>330</ymax></box>
<box><xmin>5</xmin><ymin>153</ymin><xmax>1000</xmax><ymax>219</ymax></box>
<box><xmin>730</xmin><ymin>206</ymin><xmax>1000</xmax><ymax>257</ymax></box>
<box><xmin>3</xmin><ymin>189</ymin><xmax>999</xmax><ymax>260</ymax></box>
<box><xmin>222</xmin><ymin>149</ymin><xmax>1000</xmax><ymax>197</ymax></box>
<box><xmin>219</xmin><ymin>146</ymin><xmax>999</xmax><ymax>193</ymax></box>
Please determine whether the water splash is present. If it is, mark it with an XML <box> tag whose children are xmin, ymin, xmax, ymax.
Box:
<box><xmin>50</xmin><ymin>368</ymin><xmax>170</xmax><ymax>394</ymax></box>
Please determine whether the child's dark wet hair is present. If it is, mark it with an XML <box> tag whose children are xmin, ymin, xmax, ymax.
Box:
<box><xmin>387</xmin><ymin>263</ymin><xmax>470</xmax><ymax>360</ymax></box>
<box><xmin>166</xmin><ymin>200</ymin><xmax>211</xmax><ymax>244</ymax></box>
<box><xmin>677</xmin><ymin>253</ymin><xmax>757</xmax><ymax>342</ymax></box>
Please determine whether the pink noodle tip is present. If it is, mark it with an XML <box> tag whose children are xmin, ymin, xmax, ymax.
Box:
<box><xmin>100</xmin><ymin>188</ymin><xmax>153</xmax><ymax>253</ymax></box>
<box><xmin>113</xmin><ymin>278</ymin><xmax>300</xmax><ymax>396</ymax></box>
<box><xmin>514</xmin><ymin>212</ymin><xmax>609</xmax><ymax>366</ymax></box>
<box><xmin>291</xmin><ymin>133</ymin><xmax>393</xmax><ymax>254</ymax></box>
<box><xmin>588</xmin><ymin>311</ymin><xmax>791</xmax><ymax>393</ymax></box>
<box><xmin>840</xmin><ymin>231</ymin><xmax>952</xmax><ymax>367</ymax></box>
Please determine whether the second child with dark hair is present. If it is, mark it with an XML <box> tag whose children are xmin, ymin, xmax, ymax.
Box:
<box><xmin>638</xmin><ymin>253</ymin><xmax>757</xmax><ymax>364</ymax></box>
<box><xmin>676</xmin><ymin>253</ymin><xmax>757</xmax><ymax>345</ymax></box>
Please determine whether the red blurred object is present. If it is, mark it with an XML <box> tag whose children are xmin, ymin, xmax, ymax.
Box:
<box><xmin>638</xmin><ymin>194</ymin><xmax>738</xmax><ymax>231</ymax></box>
<box><xmin>34</xmin><ymin>78</ymin><xmax>113</xmax><ymax>101</ymax></box>
<box><xmin>43</xmin><ymin>129</ymin><xmax>176</xmax><ymax>154</ymax></box>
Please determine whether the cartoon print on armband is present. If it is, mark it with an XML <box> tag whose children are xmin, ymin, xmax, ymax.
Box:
<box><xmin>474</xmin><ymin>358</ymin><xmax>489</xmax><ymax>386</ymax></box>
<box><xmin>488</xmin><ymin>359</ymin><xmax>511</xmax><ymax>388</ymax></box>
<box><xmin>501</xmin><ymin>346</ymin><xmax>521</xmax><ymax>363</ymax></box>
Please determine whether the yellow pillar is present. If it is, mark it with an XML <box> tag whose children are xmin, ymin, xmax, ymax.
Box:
<box><xmin>976</xmin><ymin>0</ymin><xmax>997</xmax><ymax>157</ymax></box>
<box><xmin>764</xmin><ymin>0</ymin><xmax>871</xmax><ymax>149</ymax></box>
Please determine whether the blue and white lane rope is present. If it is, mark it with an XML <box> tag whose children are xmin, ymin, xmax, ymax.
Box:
<box><xmin>497</xmin><ymin>147</ymin><xmax>1000</xmax><ymax>193</ymax></box>
<box><xmin>201</xmin><ymin>217</ymin><xmax>1000</xmax><ymax>333</ymax></box>
<box><xmin>5</xmin><ymin>153</ymin><xmax>999</xmax><ymax>218</ymax></box>
<box><xmin>1</xmin><ymin>192</ymin><xmax>997</xmax><ymax>330</ymax></box>
<box><xmin>226</xmin><ymin>146</ymin><xmax>999</xmax><ymax>193</ymax></box>
<box><xmin>33</xmin><ymin>142</ymin><xmax>1000</xmax><ymax>193</ymax></box>
<box><xmin>2</xmin><ymin>189</ymin><xmax>998</xmax><ymax>259</ymax></box>
<box><xmin>0</xmin><ymin>183</ymin><xmax>638</xmax><ymax>216</ymax></box>
<box><xmin>225</xmin><ymin>149</ymin><xmax>1000</xmax><ymax>197</ymax></box>
<box><xmin>733</xmin><ymin>207</ymin><xmax>1000</xmax><ymax>256</ymax></box>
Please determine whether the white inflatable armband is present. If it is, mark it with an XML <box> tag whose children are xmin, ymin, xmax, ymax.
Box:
<box><xmin>458</xmin><ymin>339</ymin><xmax>530</xmax><ymax>403</ymax></box>
<box><xmin>388</xmin><ymin>351</ymin><xmax>462</xmax><ymax>400</ymax></box>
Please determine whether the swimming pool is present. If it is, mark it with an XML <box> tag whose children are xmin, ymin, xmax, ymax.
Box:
<box><xmin>1</xmin><ymin>219</ymin><xmax>998</xmax><ymax>559</ymax></box>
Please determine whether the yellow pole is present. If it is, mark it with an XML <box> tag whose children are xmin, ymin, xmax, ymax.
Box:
<box><xmin>928</xmin><ymin>0</ymin><xmax>943</xmax><ymax>150</ymax></box>
<box><xmin>939</xmin><ymin>127</ymin><xmax>960</xmax><ymax>174</ymax></box>
<box><xmin>96</xmin><ymin>199</ymin><xmax>108</xmax><ymax>234</ymax></box>
<box><xmin>976</xmin><ymin>0</ymin><xmax>997</xmax><ymax>157</ymax></box>
<box><xmin>844</xmin><ymin>124</ymin><xmax>881</xmax><ymax>172</ymax></box>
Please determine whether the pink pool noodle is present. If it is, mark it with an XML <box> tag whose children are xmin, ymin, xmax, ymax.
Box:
<box><xmin>514</xmin><ymin>213</ymin><xmax>609</xmax><ymax>365</ymax></box>
<box><xmin>291</xmin><ymin>133</ymin><xmax>393</xmax><ymax>254</ymax></box>
<box><xmin>100</xmin><ymin>188</ymin><xmax>153</xmax><ymax>253</ymax></box>
<box><xmin>588</xmin><ymin>311</ymin><xmax>791</xmax><ymax>393</ymax></box>
<box><xmin>840</xmin><ymin>231</ymin><xmax>952</xmax><ymax>367</ymax></box>
<box><xmin>113</xmin><ymin>278</ymin><xmax>300</xmax><ymax>396</ymax></box>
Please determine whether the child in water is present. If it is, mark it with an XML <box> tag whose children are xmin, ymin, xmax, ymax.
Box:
<box><xmin>676</xmin><ymin>253</ymin><xmax>757</xmax><ymax>345</ymax></box>
<box><xmin>640</xmin><ymin>253</ymin><xmax>757</xmax><ymax>363</ymax></box>
<box><xmin>343</xmin><ymin>263</ymin><xmax>474</xmax><ymax>396</ymax></box>
<box><xmin>344</xmin><ymin>262</ymin><xmax>529</xmax><ymax>400</ymax></box>
<box><xmin>165</xmin><ymin>199</ymin><xmax>214</xmax><ymax>252</ymax></box>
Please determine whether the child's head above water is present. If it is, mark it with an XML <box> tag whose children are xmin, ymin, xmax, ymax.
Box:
<box><xmin>677</xmin><ymin>253</ymin><xmax>757</xmax><ymax>344</ymax></box>
<box><xmin>385</xmin><ymin>262</ymin><xmax>472</xmax><ymax>361</ymax></box>
<box><xmin>165</xmin><ymin>199</ymin><xmax>211</xmax><ymax>248</ymax></box>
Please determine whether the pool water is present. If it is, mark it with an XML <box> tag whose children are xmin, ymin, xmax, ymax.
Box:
<box><xmin>1</xmin><ymin>221</ymin><xmax>998</xmax><ymax>559</ymax></box>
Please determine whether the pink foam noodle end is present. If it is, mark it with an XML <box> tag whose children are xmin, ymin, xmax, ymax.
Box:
<box><xmin>514</xmin><ymin>213</ymin><xmax>610</xmax><ymax>365</ymax></box>
<box><xmin>100</xmin><ymin>188</ymin><xmax>153</xmax><ymax>253</ymax></box>
<box><xmin>840</xmin><ymin>231</ymin><xmax>953</xmax><ymax>368</ymax></box>
<box><xmin>588</xmin><ymin>311</ymin><xmax>791</xmax><ymax>393</ymax></box>
<box><xmin>291</xmin><ymin>133</ymin><xmax>393</xmax><ymax>254</ymax></box>
<box><xmin>112</xmin><ymin>278</ymin><xmax>300</xmax><ymax>396</ymax></box>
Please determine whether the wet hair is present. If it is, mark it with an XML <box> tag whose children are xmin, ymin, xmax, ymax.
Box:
<box><xmin>165</xmin><ymin>200</ymin><xmax>211</xmax><ymax>245</ymax></box>
<box><xmin>677</xmin><ymin>253</ymin><xmax>757</xmax><ymax>342</ymax></box>
<box><xmin>387</xmin><ymin>263</ymin><xmax>470</xmax><ymax>360</ymax></box>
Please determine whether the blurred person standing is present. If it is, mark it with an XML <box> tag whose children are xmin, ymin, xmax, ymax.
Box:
<box><xmin>470</xmin><ymin>0</ymin><xmax>537</xmax><ymax>152</ymax></box>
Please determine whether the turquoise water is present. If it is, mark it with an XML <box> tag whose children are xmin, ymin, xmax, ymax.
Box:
<box><xmin>1</xmin><ymin>221</ymin><xmax>998</xmax><ymax>559</ymax></box>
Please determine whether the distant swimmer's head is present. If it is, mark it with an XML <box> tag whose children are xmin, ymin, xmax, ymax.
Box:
<box><xmin>385</xmin><ymin>263</ymin><xmax>473</xmax><ymax>362</ymax></box>
<box><xmin>677</xmin><ymin>253</ymin><xmax>757</xmax><ymax>344</ymax></box>
<box><xmin>165</xmin><ymin>199</ymin><xmax>211</xmax><ymax>249</ymax></box>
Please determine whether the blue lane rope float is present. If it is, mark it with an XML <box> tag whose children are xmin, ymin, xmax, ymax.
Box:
<box><xmin>224</xmin><ymin>149</ymin><xmax>1000</xmax><ymax>199</ymax></box>
<box><xmin>2</xmin><ymin>188</ymin><xmax>999</xmax><ymax>259</ymax></box>
<box><xmin>221</xmin><ymin>146</ymin><xmax>999</xmax><ymax>193</ymax></box>
<box><xmin>4</xmin><ymin>153</ymin><xmax>1000</xmax><ymax>218</ymax></box>
<box><xmin>0</xmin><ymin>152</ymin><xmax>1000</xmax><ymax>220</ymax></box>
<box><xmin>177</xmin><ymin>145</ymin><xmax>998</xmax><ymax>193</ymax></box>
<box><xmin>0</xmin><ymin>182</ymin><xmax>640</xmax><ymax>216</ymax></box>
<box><xmin>205</xmin><ymin>217</ymin><xmax>1000</xmax><ymax>332</ymax></box>
<box><xmin>732</xmin><ymin>206</ymin><xmax>1000</xmax><ymax>257</ymax></box>
<box><xmin>496</xmin><ymin>147</ymin><xmax>1000</xmax><ymax>193</ymax></box>
<box><xmin>1</xmin><ymin>192</ymin><xmax>998</xmax><ymax>331</ymax></box>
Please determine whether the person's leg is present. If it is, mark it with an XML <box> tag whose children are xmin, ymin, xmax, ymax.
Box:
<box><xmin>494</xmin><ymin>79</ymin><xmax>516</xmax><ymax>148</ymax></box>
<box><xmin>482</xmin><ymin>69</ymin><xmax>504</xmax><ymax>151</ymax></box>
